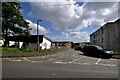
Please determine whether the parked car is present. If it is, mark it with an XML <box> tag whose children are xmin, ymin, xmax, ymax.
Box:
<box><xmin>74</xmin><ymin>46</ymin><xmax>83</xmax><ymax>51</ymax></box>
<box><xmin>83</xmin><ymin>45</ymin><xmax>114</xmax><ymax>58</ymax></box>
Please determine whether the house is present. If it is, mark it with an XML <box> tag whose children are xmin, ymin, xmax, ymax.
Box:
<box><xmin>8</xmin><ymin>35</ymin><xmax>52</xmax><ymax>50</ymax></box>
<box><xmin>0</xmin><ymin>38</ymin><xmax>16</xmax><ymax>47</ymax></box>
<box><xmin>73</xmin><ymin>43</ymin><xmax>80</xmax><ymax>48</ymax></box>
<box><xmin>52</xmin><ymin>41</ymin><xmax>73</xmax><ymax>49</ymax></box>
<box><xmin>80</xmin><ymin>42</ymin><xmax>91</xmax><ymax>48</ymax></box>
<box><xmin>74</xmin><ymin>42</ymin><xmax>90</xmax><ymax>49</ymax></box>
<box><xmin>0</xmin><ymin>38</ymin><xmax>4</xmax><ymax>47</ymax></box>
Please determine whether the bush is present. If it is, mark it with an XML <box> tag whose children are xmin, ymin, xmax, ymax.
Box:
<box><xmin>114</xmin><ymin>52</ymin><xmax>120</xmax><ymax>55</ymax></box>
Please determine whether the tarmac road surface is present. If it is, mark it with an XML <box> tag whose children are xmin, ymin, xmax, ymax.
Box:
<box><xmin>2</xmin><ymin>49</ymin><xmax>119</xmax><ymax>79</ymax></box>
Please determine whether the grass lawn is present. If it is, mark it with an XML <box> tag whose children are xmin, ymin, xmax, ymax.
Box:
<box><xmin>1</xmin><ymin>47</ymin><xmax>68</xmax><ymax>58</ymax></box>
<box><xmin>0</xmin><ymin>47</ymin><xmax>36</xmax><ymax>53</ymax></box>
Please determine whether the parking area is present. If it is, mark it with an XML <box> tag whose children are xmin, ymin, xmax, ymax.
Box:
<box><xmin>2</xmin><ymin>49</ymin><xmax>118</xmax><ymax>67</ymax></box>
<box><xmin>2</xmin><ymin>49</ymin><xmax>119</xmax><ymax>78</ymax></box>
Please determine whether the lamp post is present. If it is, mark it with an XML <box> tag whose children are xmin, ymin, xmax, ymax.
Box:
<box><xmin>37</xmin><ymin>19</ymin><xmax>42</xmax><ymax>52</ymax></box>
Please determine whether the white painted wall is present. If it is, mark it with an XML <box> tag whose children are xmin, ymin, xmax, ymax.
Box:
<box><xmin>0</xmin><ymin>40</ymin><xmax>4</xmax><ymax>46</ymax></box>
<box><xmin>19</xmin><ymin>42</ymin><xmax>23</xmax><ymax>48</ymax></box>
<box><xmin>0</xmin><ymin>40</ymin><xmax>15</xmax><ymax>47</ymax></box>
<box><xmin>40</xmin><ymin>37</ymin><xmax>51</xmax><ymax>50</ymax></box>
<box><xmin>9</xmin><ymin>41</ymin><xmax>15</xmax><ymax>46</ymax></box>
<box><xmin>0</xmin><ymin>40</ymin><xmax>22</xmax><ymax>47</ymax></box>
<box><xmin>9</xmin><ymin>41</ymin><xmax>23</xmax><ymax>48</ymax></box>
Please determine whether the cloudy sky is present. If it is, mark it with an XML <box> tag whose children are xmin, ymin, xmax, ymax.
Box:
<box><xmin>19</xmin><ymin>0</ymin><xmax>119</xmax><ymax>43</ymax></box>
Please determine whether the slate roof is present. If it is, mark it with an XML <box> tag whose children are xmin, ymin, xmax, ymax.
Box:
<box><xmin>8</xmin><ymin>35</ymin><xmax>51</xmax><ymax>43</ymax></box>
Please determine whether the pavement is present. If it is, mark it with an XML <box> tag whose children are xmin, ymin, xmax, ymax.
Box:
<box><xmin>2</xmin><ymin>49</ymin><xmax>119</xmax><ymax>78</ymax></box>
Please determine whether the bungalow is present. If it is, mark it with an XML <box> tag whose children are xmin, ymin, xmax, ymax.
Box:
<box><xmin>0</xmin><ymin>38</ymin><xmax>4</xmax><ymax>47</ymax></box>
<box><xmin>0</xmin><ymin>38</ymin><xmax>15</xmax><ymax>47</ymax></box>
<box><xmin>8</xmin><ymin>35</ymin><xmax>52</xmax><ymax>50</ymax></box>
<box><xmin>80</xmin><ymin>42</ymin><xmax>91</xmax><ymax>48</ymax></box>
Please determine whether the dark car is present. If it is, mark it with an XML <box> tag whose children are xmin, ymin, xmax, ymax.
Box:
<box><xmin>74</xmin><ymin>46</ymin><xmax>83</xmax><ymax>51</ymax></box>
<box><xmin>83</xmin><ymin>45</ymin><xmax>114</xmax><ymax>58</ymax></box>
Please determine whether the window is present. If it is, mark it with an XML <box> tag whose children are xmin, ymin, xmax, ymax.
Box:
<box><xmin>102</xmin><ymin>38</ymin><xmax>103</xmax><ymax>43</ymax></box>
<box><xmin>101</xmin><ymin>28</ymin><xmax>103</xmax><ymax>34</ymax></box>
<box><xmin>95</xmin><ymin>46</ymin><xmax>103</xmax><ymax>50</ymax></box>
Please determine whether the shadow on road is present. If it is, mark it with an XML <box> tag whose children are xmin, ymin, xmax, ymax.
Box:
<box><xmin>79</xmin><ymin>53</ymin><xmax>105</xmax><ymax>59</ymax></box>
<box><xmin>112</xmin><ymin>55</ymin><xmax>120</xmax><ymax>59</ymax></box>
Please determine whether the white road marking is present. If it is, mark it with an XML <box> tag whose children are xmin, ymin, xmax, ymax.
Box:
<box><xmin>31</xmin><ymin>61</ymin><xmax>40</xmax><ymax>63</ymax></box>
<box><xmin>23</xmin><ymin>57</ymin><xmax>43</xmax><ymax>63</ymax></box>
<box><xmin>68</xmin><ymin>58</ymin><xmax>81</xmax><ymax>63</ymax></box>
<box><xmin>95</xmin><ymin>58</ymin><xmax>101</xmax><ymax>64</ymax></box>
<box><xmin>54</xmin><ymin>62</ymin><xmax>67</xmax><ymax>64</ymax></box>
<box><xmin>83</xmin><ymin>63</ymin><xmax>91</xmax><ymax>65</ymax></box>
<box><xmin>95</xmin><ymin>58</ymin><xmax>116</xmax><ymax>67</ymax></box>
<box><xmin>3</xmin><ymin>58</ymin><xmax>22</xmax><ymax>62</ymax></box>
<box><xmin>54</xmin><ymin>61</ymin><xmax>92</xmax><ymax>65</ymax></box>
<box><xmin>97</xmin><ymin>63</ymin><xmax>116</xmax><ymax>67</ymax></box>
<box><xmin>119</xmin><ymin>60</ymin><xmax>120</xmax><ymax>62</ymax></box>
<box><xmin>23</xmin><ymin>57</ymin><xmax>31</xmax><ymax>62</ymax></box>
<box><xmin>52</xmin><ymin>73</ymin><xmax>56</xmax><ymax>76</ymax></box>
<box><xmin>48</xmin><ymin>58</ymin><xmax>54</xmax><ymax>61</ymax></box>
<box><xmin>78</xmin><ymin>63</ymin><xmax>82</xmax><ymax>64</ymax></box>
<box><xmin>41</xmin><ymin>56</ymin><xmax>46</xmax><ymax>58</ymax></box>
<box><xmin>9</xmin><ymin>60</ymin><xmax>21</xmax><ymax>62</ymax></box>
<box><xmin>3</xmin><ymin>57</ymin><xmax>116</xmax><ymax>67</ymax></box>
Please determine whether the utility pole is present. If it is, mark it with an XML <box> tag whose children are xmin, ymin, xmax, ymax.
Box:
<box><xmin>37</xmin><ymin>19</ymin><xmax>42</xmax><ymax>52</ymax></box>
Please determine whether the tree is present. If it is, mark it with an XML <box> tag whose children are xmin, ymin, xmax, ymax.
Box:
<box><xmin>2</xmin><ymin>2</ymin><xmax>30</xmax><ymax>47</ymax></box>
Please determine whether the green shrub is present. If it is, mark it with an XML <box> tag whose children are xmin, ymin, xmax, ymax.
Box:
<box><xmin>114</xmin><ymin>52</ymin><xmax>120</xmax><ymax>55</ymax></box>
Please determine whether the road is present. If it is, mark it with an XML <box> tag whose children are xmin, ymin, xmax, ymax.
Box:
<box><xmin>2</xmin><ymin>49</ymin><xmax>119</xmax><ymax>79</ymax></box>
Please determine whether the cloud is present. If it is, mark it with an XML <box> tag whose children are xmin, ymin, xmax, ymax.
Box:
<box><xmin>63</xmin><ymin>30</ymin><xmax>90</xmax><ymax>42</ymax></box>
<box><xmin>26</xmin><ymin>19</ymin><xmax>48</xmax><ymax>35</ymax></box>
<box><xmin>83</xmin><ymin>0</ymin><xmax>119</xmax><ymax>2</ymax></box>
<box><xmin>28</xmin><ymin>0</ymin><xmax>86</xmax><ymax>30</ymax></box>
<box><xmin>29</xmin><ymin>0</ymin><xmax>119</xmax><ymax>29</ymax></box>
<box><xmin>50</xmin><ymin>30</ymin><xmax>90</xmax><ymax>42</ymax></box>
<box><xmin>81</xmin><ymin>2</ymin><xmax>119</xmax><ymax>28</ymax></box>
<box><xmin>21</xmin><ymin>0</ymin><xmax>120</xmax><ymax>2</ymax></box>
<box><xmin>27</xmin><ymin>0</ymin><xmax>119</xmax><ymax>42</ymax></box>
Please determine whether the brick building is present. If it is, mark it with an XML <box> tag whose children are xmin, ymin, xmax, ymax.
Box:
<box><xmin>52</xmin><ymin>41</ymin><xmax>73</xmax><ymax>49</ymax></box>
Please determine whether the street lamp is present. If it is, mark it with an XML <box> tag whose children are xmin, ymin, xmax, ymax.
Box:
<box><xmin>37</xmin><ymin>19</ymin><xmax>42</xmax><ymax>52</ymax></box>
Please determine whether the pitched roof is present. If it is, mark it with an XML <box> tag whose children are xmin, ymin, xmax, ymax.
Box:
<box><xmin>8</xmin><ymin>35</ymin><xmax>44</xmax><ymax>43</ymax></box>
<box><xmin>43</xmin><ymin>35</ymin><xmax>52</xmax><ymax>42</ymax></box>
<box><xmin>52</xmin><ymin>41</ymin><xmax>72</xmax><ymax>43</ymax></box>
<box><xmin>90</xmin><ymin>18</ymin><xmax>120</xmax><ymax>36</ymax></box>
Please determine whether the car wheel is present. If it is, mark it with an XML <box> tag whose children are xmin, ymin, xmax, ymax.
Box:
<box><xmin>108</xmin><ymin>54</ymin><xmax>112</xmax><ymax>58</ymax></box>
<box><xmin>99</xmin><ymin>54</ymin><xmax>103</xmax><ymax>58</ymax></box>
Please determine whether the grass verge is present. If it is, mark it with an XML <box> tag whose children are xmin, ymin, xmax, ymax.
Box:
<box><xmin>114</xmin><ymin>52</ymin><xmax>120</xmax><ymax>55</ymax></box>
<box><xmin>1</xmin><ymin>47</ymin><xmax>68</xmax><ymax>58</ymax></box>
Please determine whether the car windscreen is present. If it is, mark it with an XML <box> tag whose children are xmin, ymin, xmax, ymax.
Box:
<box><xmin>95</xmin><ymin>46</ymin><xmax>103</xmax><ymax>50</ymax></box>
